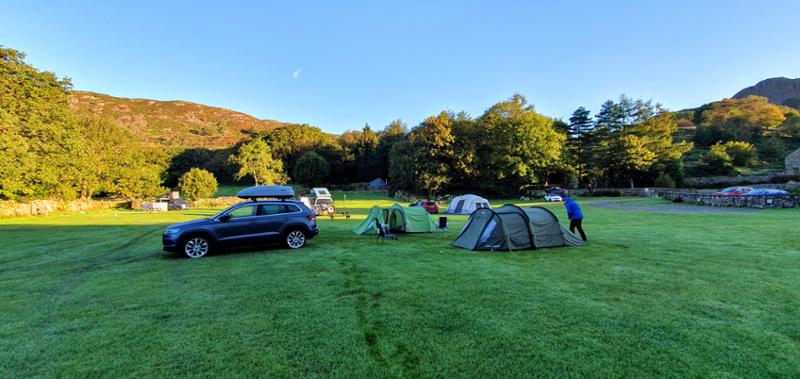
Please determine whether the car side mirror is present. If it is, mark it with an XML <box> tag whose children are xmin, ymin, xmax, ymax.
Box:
<box><xmin>218</xmin><ymin>214</ymin><xmax>231</xmax><ymax>222</ymax></box>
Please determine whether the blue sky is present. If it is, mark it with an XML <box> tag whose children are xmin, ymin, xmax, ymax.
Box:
<box><xmin>2</xmin><ymin>1</ymin><xmax>799</xmax><ymax>134</ymax></box>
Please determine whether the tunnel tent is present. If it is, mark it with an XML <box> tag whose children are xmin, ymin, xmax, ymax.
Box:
<box><xmin>446</xmin><ymin>194</ymin><xmax>491</xmax><ymax>214</ymax></box>
<box><xmin>353</xmin><ymin>206</ymin><xmax>385</xmax><ymax>235</ymax></box>
<box><xmin>353</xmin><ymin>204</ymin><xmax>437</xmax><ymax>235</ymax></box>
<box><xmin>452</xmin><ymin>204</ymin><xmax>585</xmax><ymax>251</ymax></box>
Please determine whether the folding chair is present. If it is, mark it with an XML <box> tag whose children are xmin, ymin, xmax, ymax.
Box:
<box><xmin>436</xmin><ymin>216</ymin><xmax>448</xmax><ymax>236</ymax></box>
<box><xmin>375</xmin><ymin>219</ymin><xmax>398</xmax><ymax>243</ymax></box>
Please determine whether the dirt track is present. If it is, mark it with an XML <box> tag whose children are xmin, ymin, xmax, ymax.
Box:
<box><xmin>588</xmin><ymin>200</ymin><xmax>758</xmax><ymax>214</ymax></box>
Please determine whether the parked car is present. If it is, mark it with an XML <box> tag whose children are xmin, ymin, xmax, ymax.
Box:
<box><xmin>743</xmin><ymin>189</ymin><xmax>790</xmax><ymax>196</ymax></box>
<box><xmin>545</xmin><ymin>187</ymin><xmax>567</xmax><ymax>197</ymax></box>
<box><xmin>543</xmin><ymin>193</ymin><xmax>563</xmax><ymax>202</ymax></box>
<box><xmin>155</xmin><ymin>198</ymin><xmax>190</xmax><ymax>210</ymax></box>
<box><xmin>713</xmin><ymin>186</ymin><xmax>754</xmax><ymax>196</ymax></box>
<box><xmin>409</xmin><ymin>200</ymin><xmax>440</xmax><ymax>214</ymax></box>
<box><xmin>168</xmin><ymin>199</ymin><xmax>191</xmax><ymax>210</ymax></box>
<box><xmin>162</xmin><ymin>199</ymin><xmax>319</xmax><ymax>258</ymax></box>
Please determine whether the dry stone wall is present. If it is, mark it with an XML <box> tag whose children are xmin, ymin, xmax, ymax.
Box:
<box><xmin>0</xmin><ymin>199</ymin><xmax>128</xmax><ymax>217</ymax></box>
<box><xmin>658</xmin><ymin>191</ymin><xmax>797</xmax><ymax>208</ymax></box>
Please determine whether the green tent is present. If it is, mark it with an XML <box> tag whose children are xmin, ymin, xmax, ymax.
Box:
<box><xmin>353</xmin><ymin>206</ymin><xmax>385</xmax><ymax>235</ymax></box>
<box><xmin>353</xmin><ymin>204</ymin><xmax>437</xmax><ymax>235</ymax></box>
<box><xmin>452</xmin><ymin>204</ymin><xmax>585</xmax><ymax>251</ymax></box>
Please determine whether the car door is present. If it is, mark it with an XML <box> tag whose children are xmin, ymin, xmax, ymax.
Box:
<box><xmin>215</xmin><ymin>204</ymin><xmax>261</xmax><ymax>247</ymax></box>
<box><xmin>251</xmin><ymin>203</ymin><xmax>289</xmax><ymax>242</ymax></box>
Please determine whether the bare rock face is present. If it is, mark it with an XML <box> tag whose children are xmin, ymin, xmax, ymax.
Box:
<box><xmin>733</xmin><ymin>77</ymin><xmax>800</xmax><ymax>109</ymax></box>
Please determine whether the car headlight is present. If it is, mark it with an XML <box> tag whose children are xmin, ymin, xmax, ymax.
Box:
<box><xmin>164</xmin><ymin>229</ymin><xmax>181</xmax><ymax>237</ymax></box>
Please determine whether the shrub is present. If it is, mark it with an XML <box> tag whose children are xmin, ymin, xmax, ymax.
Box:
<box><xmin>700</xmin><ymin>143</ymin><xmax>734</xmax><ymax>175</ymax></box>
<box><xmin>178</xmin><ymin>168</ymin><xmax>218</xmax><ymax>200</ymax></box>
<box><xmin>654</xmin><ymin>173</ymin><xmax>676</xmax><ymax>188</ymax></box>
<box><xmin>722</xmin><ymin>141</ymin><xmax>757</xmax><ymax>166</ymax></box>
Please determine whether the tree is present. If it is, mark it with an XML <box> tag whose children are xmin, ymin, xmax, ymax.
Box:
<box><xmin>475</xmin><ymin>94</ymin><xmax>564</xmax><ymax>193</ymax></box>
<box><xmin>178</xmin><ymin>168</ymin><xmax>218</xmax><ymax>200</ymax></box>
<box><xmin>293</xmin><ymin>151</ymin><xmax>330</xmax><ymax>185</ymax></box>
<box><xmin>722</xmin><ymin>141</ymin><xmax>757</xmax><ymax>166</ymax></box>
<box><xmin>407</xmin><ymin>112</ymin><xmax>457</xmax><ymax>195</ymax></box>
<box><xmin>701</xmin><ymin>143</ymin><xmax>734</xmax><ymax>175</ymax></box>
<box><xmin>695</xmin><ymin>96</ymin><xmax>787</xmax><ymax>145</ymax></box>
<box><xmin>229</xmin><ymin>139</ymin><xmax>285</xmax><ymax>185</ymax></box>
<box><xmin>388</xmin><ymin>139</ymin><xmax>415</xmax><ymax>192</ymax></box>
<box><xmin>0</xmin><ymin>46</ymin><xmax>85</xmax><ymax>200</ymax></box>
<box><xmin>376</xmin><ymin>120</ymin><xmax>407</xmax><ymax>179</ymax></box>
<box><xmin>567</xmin><ymin>107</ymin><xmax>593</xmax><ymax>184</ymax></box>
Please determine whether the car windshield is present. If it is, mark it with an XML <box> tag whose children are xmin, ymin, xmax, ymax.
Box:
<box><xmin>212</xmin><ymin>203</ymin><xmax>242</xmax><ymax>219</ymax></box>
<box><xmin>316</xmin><ymin>198</ymin><xmax>332</xmax><ymax>205</ymax></box>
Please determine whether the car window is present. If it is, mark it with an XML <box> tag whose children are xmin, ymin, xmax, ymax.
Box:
<box><xmin>228</xmin><ymin>205</ymin><xmax>257</xmax><ymax>218</ymax></box>
<box><xmin>259</xmin><ymin>204</ymin><xmax>284</xmax><ymax>215</ymax></box>
<box><xmin>316</xmin><ymin>198</ymin><xmax>332</xmax><ymax>205</ymax></box>
<box><xmin>259</xmin><ymin>204</ymin><xmax>301</xmax><ymax>215</ymax></box>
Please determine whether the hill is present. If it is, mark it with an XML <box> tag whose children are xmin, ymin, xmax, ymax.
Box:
<box><xmin>69</xmin><ymin>91</ymin><xmax>290</xmax><ymax>148</ymax></box>
<box><xmin>733</xmin><ymin>77</ymin><xmax>800</xmax><ymax>109</ymax></box>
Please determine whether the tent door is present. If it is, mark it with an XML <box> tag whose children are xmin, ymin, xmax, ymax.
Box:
<box><xmin>454</xmin><ymin>200</ymin><xmax>465</xmax><ymax>213</ymax></box>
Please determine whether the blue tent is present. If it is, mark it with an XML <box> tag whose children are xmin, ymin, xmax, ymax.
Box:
<box><xmin>369</xmin><ymin>178</ymin><xmax>387</xmax><ymax>190</ymax></box>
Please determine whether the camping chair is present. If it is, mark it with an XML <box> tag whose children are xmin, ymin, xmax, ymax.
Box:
<box><xmin>375</xmin><ymin>219</ymin><xmax>398</xmax><ymax>243</ymax></box>
<box><xmin>436</xmin><ymin>216</ymin><xmax>448</xmax><ymax>237</ymax></box>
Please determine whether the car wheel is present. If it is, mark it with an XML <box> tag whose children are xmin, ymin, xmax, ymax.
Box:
<box><xmin>285</xmin><ymin>229</ymin><xmax>307</xmax><ymax>249</ymax></box>
<box><xmin>182</xmin><ymin>236</ymin><xmax>210</xmax><ymax>258</ymax></box>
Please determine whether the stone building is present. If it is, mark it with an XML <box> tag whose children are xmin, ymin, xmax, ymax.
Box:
<box><xmin>787</xmin><ymin>147</ymin><xmax>800</xmax><ymax>175</ymax></box>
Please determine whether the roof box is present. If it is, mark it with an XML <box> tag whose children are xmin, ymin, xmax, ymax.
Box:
<box><xmin>237</xmin><ymin>185</ymin><xmax>295</xmax><ymax>200</ymax></box>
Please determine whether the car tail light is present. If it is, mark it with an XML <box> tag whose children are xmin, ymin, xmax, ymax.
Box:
<box><xmin>306</xmin><ymin>215</ymin><xmax>316</xmax><ymax>221</ymax></box>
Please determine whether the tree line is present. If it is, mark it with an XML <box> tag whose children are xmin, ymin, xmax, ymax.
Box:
<box><xmin>2</xmin><ymin>45</ymin><xmax>799</xmax><ymax>201</ymax></box>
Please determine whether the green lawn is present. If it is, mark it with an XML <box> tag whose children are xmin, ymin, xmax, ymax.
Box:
<box><xmin>1</xmin><ymin>194</ymin><xmax>799</xmax><ymax>377</ymax></box>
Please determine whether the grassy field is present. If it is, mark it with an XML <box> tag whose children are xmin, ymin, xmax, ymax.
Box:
<box><xmin>1</xmin><ymin>194</ymin><xmax>799</xmax><ymax>377</ymax></box>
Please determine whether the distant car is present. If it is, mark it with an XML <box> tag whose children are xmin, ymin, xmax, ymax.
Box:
<box><xmin>162</xmin><ymin>199</ymin><xmax>319</xmax><ymax>258</ymax></box>
<box><xmin>743</xmin><ymin>189</ymin><xmax>790</xmax><ymax>196</ymax></box>
<box><xmin>410</xmin><ymin>200</ymin><xmax>440</xmax><ymax>214</ymax></box>
<box><xmin>167</xmin><ymin>199</ymin><xmax>190</xmax><ymax>210</ymax></box>
<box><xmin>543</xmin><ymin>194</ymin><xmax>563</xmax><ymax>202</ymax></box>
<box><xmin>545</xmin><ymin>187</ymin><xmax>567</xmax><ymax>197</ymax></box>
<box><xmin>713</xmin><ymin>186</ymin><xmax>754</xmax><ymax>196</ymax></box>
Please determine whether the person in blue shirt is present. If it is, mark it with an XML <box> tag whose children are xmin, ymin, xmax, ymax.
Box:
<box><xmin>562</xmin><ymin>197</ymin><xmax>587</xmax><ymax>241</ymax></box>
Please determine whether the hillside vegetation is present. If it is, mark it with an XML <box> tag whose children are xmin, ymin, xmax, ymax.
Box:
<box><xmin>69</xmin><ymin>91</ymin><xmax>288</xmax><ymax>148</ymax></box>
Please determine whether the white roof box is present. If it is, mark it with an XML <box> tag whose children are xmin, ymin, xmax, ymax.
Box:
<box><xmin>237</xmin><ymin>186</ymin><xmax>295</xmax><ymax>200</ymax></box>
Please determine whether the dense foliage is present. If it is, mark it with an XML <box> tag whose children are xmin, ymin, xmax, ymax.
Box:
<box><xmin>3</xmin><ymin>45</ymin><xmax>798</xmax><ymax>201</ymax></box>
<box><xmin>0</xmin><ymin>47</ymin><xmax>165</xmax><ymax>200</ymax></box>
<box><xmin>178</xmin><ymin>168</ymin><xmax>218</xmax><ymax>200</ymax></box>
<box><xmin>293</xmin><ymin>151</ymin><xmax>330</xmax><ymax>186</ymax></box>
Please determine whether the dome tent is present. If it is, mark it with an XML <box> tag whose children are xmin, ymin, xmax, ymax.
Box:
<box><xmin>353</xmin><ymin>204</ymin><xmax>437</xmax><ymax>235</ymax></box>
<box><xmin>453</xmin><ymin>205</ymin><xmax>585</xmax><ymax>251</ymax></box>
<box><xmin>368</xmin><ymin>178</ymin><xmax>387</xmax><ymax>190</ymax></box>
<box><xmin>445</xmin><ymin>194</ymin><xmax>491</xmax><ymax>215</ymax></box>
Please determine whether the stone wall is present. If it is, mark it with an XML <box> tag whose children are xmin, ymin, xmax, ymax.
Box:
<box><xmin>658</xmin><ymin>191</ymin><xmax>798</xmax><ymax>209</ymax></box>
<box><xmin>0</xmin><ymin>199</ymin><xmax>129</xmax><ymax>218</ymax></box>
<box><xmin>684</xmin><ymin>173</ymin><xmax>799</xmax><ymax>189</ymax></box>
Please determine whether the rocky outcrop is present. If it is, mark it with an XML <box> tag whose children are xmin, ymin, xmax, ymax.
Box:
<box><xmin>733</xmin><ymin>77</ymin><xmax>800</xmax><ymax>109</ymax></box>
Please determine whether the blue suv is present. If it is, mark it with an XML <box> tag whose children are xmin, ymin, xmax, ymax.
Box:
<box><xmin>162</xmin><ymin>200</ymin><xmax>319</xmax><ymax>258</ymax></box>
